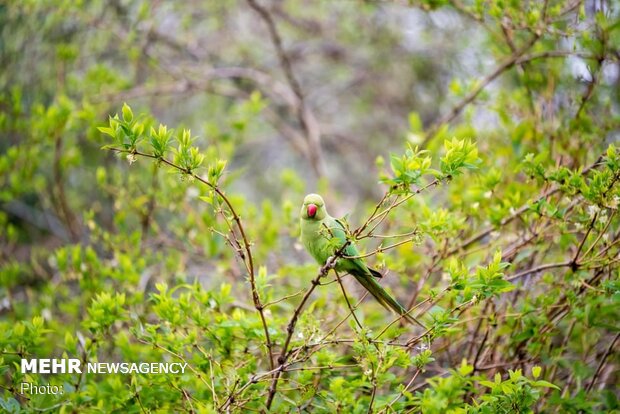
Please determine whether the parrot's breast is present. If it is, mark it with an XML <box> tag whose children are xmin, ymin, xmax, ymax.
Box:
<box><xmin>300</xmin><ymin>218</ymin><xmax>332</xmax><ymax>265</ymax></box>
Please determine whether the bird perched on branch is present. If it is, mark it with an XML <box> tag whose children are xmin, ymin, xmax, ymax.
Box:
<box><xmin>300</xmin><ymin>193</ymin><xmax>424</xmax><ymax>328</ymax></box>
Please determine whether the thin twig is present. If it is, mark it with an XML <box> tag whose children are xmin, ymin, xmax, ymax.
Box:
<box><xmin>507</xmin><ymin>261</ymin><xmax>572</xmax><ymax>281</ymax></box>
<box><xmin>585</xmin><ymin>332</ymin><xmax>620</xmax><ymax>393</ymax></box>
<box><xmin>423</xmin><ymin>34</ymin><xmax>541</xmax><ymax>143</ymax></box>
<box><xmin>379</xmin><ymin>368</ymin><xmax>421</xmax><ymax>413</ymax></box>
<box><xmin>246</xmin><ymin>0</ymin><xmax>324</xmax><ymax>177</ymax></box>
<box><xmin>108</xmin><ymin>148</ymin><xmax>275</xmax><ymax>370</ymax></box>
<box><xmin>264</xmin><ymin>255</ymin><xmax>339</xmax><ymax>408</ymax></box>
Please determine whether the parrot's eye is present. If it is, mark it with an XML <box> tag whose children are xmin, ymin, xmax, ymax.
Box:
<box><xmin>307</xmin><ymin>204</ymin><xmax>317</xmax><ymax>218</ymax></box>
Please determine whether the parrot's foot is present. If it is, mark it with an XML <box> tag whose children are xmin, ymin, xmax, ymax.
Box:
<box><xmin>320</xmin><ymin>256</ymin><xmax>338</xmax><ymax>276</ymax></box>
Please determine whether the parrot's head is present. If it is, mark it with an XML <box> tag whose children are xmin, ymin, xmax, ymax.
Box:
<box><xmin>301</xmin><ymin>193</ymin><xmax>327</xmax><ymax>221</ymax></box>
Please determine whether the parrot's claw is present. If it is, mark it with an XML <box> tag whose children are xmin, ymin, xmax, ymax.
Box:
<box><xmin>319</xmin><ymin>256</ymin><xmax>338</xmax><ymax>276</ymax></box>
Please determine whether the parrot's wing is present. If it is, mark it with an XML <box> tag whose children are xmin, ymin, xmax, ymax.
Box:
<box><xmin>329</xmin><ymin>218</ymin><xmax>384</xmax><ymax>278</ymax></box>
<box><xmin>333</xmin><ymin>218</ymin><xmax>382</xmax><ymax>278</ymax></box>
<box><xmin>332</xmin><ymin>218</ymin><xmax>361</xmax><ymax>258</ymax></box>
<box><xmin>327</xmin><ymin>217</ymin><xmax>424</xmax><ymax>327</ymax></box>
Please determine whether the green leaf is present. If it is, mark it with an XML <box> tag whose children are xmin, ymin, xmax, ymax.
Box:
<box><xmin>122</xmin><ymin>102</ymin><xmax>133</xmax><ymax>123</ymax></box>
<box><xmin>409</xmin><ymin>112</ymin><xmax>423</xmax><ymax>132</ymax></box>
<box><xmin>458</xmin><ymin>359</ymin><xmax>474</xmax><ymax>376</ymax></box>
<box><xmin>532</xmin><ymin>380</ymin><xmax>560</xmax><ymax>390</ymax></box>
<box><xmin>97</xmin><ymin>126</ymin><xmax>115</xmax><ymax>137</ymax></box>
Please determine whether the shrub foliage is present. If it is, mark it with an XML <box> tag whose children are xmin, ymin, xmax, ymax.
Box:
<box><xmin>1</xmin><ymin>0</ymin><xmax>619</xmax><ymax>413</ymax></box>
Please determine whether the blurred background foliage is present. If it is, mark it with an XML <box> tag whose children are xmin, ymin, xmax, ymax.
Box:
<box><xmin>1</xmin><ymin>0</ymin><xmax>619</xmax><ymax>412</ymax></box>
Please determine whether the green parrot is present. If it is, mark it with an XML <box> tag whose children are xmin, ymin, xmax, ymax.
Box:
<box><xmin>300</xmin><ymin>193</ymin><xmax>424</xmax><ymax>328</ymax></box>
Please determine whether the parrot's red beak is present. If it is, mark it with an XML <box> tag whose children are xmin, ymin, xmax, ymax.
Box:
<box><xmin>307</xmin><ymin>204</ymin><xmax>317</xmax><ymax>218</ymax></box>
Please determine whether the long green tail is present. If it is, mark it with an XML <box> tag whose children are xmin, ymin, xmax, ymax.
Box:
<box><xmin>351</xmin><ymin>271</ymin><xmax>426</xmax><ymax>329</ymax></box>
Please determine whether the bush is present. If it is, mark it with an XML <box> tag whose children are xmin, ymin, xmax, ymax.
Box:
<box><xmin>1</xmin><ymin>0</ymin><xmax>619</xmax><ymax>412</ymax></box>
